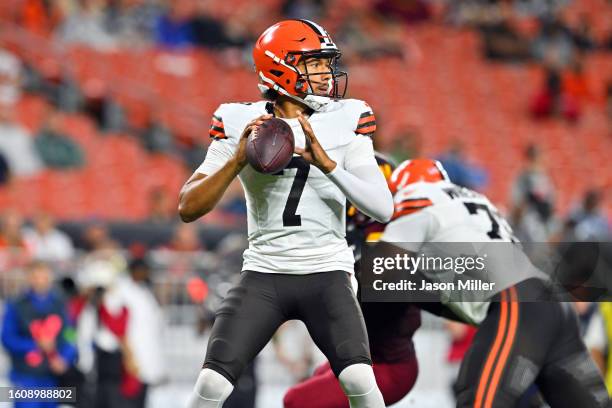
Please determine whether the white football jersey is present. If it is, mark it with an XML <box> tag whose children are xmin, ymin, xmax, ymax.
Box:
<box><xmin>197</xmin><ymin>98</ymin><xmax>379</xmax><ymax>274</ymax></box>
<box><xmin>383</xmin><ymin>180</ymin><xmax>517</xmax><ymax>244</ymax></box>
<box><xmin>382</xmin><ymin>180</ymin><xmax>545</xmax><ymax>324</ymax></box>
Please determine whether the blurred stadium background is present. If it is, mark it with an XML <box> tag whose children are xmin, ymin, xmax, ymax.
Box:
<box><xmin>0</xmin><ymin>0</ymin><xmax>610</xmax><ymax>407</ymax></box>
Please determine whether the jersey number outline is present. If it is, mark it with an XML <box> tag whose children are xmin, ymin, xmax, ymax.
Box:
<box><xmin>463</xmin><ymin>202</ymin><xmax>502</xmax><ymax>239</ymax></box>
<box><xmin>274</xmin><ymin>157</ymin><xmax>310</xmax><ymax>227</ymax></box>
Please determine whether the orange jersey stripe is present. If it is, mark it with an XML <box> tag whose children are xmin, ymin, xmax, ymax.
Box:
<box><xmin>474</xmin><ymin>290</ymin><xmax>509</xmax><ymax>408</ymax></box>
<box><xmin>396</xmin><ymin>199</ymin><xmax>432</xmax><ymax>209</ymax></box>
<box><xmin>356</xmin><ymin>125</ymin><xmax>376</xmax><ymax>134</ymax></box>
<box><xmin>358</xmin><ymin>115</ymin><xmax>375</xmax><ymax>125</ymax></box>
<box><xmin>484</xmin><ymin>287</ymin><xmax>519</xmax><ymax>408</ymax></box>
<box><xmin>209</xmin><ymin>129</ymin><xmax>226</xmax><ymax>139</ymax></box>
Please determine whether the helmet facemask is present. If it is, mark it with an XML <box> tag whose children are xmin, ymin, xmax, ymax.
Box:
<box><xmin>291</xmin><ymin>50</ymin><xmax>348</xmax><ymax>99</ymax></box>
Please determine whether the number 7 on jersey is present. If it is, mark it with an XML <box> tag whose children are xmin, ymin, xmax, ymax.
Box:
<box><xmin>273</xmin><ymin>157</ymin><xmax>310</xmax><ymax>227</ymax></box>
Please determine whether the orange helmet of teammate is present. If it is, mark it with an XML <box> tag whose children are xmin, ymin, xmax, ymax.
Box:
<box><xmin>389</xmin><ymin>158</ymin><xmax>450</xmax><ymax>194</ymax></box>
<box><xmin>253</xmin><ymin>19</ymin><xmax>347</xmax><ymax>107</ymax></box>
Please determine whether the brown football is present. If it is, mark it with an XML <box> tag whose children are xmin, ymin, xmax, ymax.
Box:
<box><xmin>246</xmin><ymin>118</ymin><xmax>295</xmax><ymax>174</ymax></box>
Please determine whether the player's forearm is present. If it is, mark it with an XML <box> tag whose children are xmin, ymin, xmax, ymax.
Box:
<box><xmin>327</xmin><ymin>165</ymin><xmax>393</xmax><ymax>223</ymax></box>
<box><xmin>178</xmin><ymin>159</ymin><xmax>243</xmax><ymax>222</ymax></box>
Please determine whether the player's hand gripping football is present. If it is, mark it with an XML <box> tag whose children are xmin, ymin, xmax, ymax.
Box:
<box><xmin>295</xmin><ymin>111</ymin><xmax>337</xmax><ymax>173</ymax></box>
<box><xmin>233</xmin><ymin>114</ymin><xmax>273</xmax><ymax>169</ymax></box>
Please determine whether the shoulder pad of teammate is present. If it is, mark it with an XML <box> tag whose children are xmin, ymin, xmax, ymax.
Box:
<box><xmin>392</xmin><ymin>182</ymin><xmax>452</xmax><ymax>220</ymax></box>
<box><xmin>208</xmin><ymin>101</ymin><xmax>269</xmax><ymax>142</ymax></box>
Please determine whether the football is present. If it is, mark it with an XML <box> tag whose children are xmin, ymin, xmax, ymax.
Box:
<box><xmin>246</xmin><ymin>118</ymin><xmax>295</xmax><ymax>174</ymax></box>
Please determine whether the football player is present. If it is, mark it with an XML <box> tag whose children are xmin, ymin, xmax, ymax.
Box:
<box><xmin>283</xmin><ymin>153</ymin><xmax>421</xmax><ymax>408</ymax></box>
<box><xmin>377</xmin><ymin>159</ymin><xmax>609</xmax><ymax>408</ymax></box>
<box><xmin>179</xmin><ymin>20</ymin><xmax>392</xmax><ymax>408</ymax></box>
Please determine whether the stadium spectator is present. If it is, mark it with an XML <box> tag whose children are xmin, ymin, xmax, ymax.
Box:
<box><xmin>139</xmin><ymin>111</ymin><xmax>175</xmax><ymax>154</ymax></box>
<box><xmin>149</xmin><ymin>223</ymin><xmax>216</xmax><ymax>304</ymax></box>
<box><xmin>82</xmin><ymin>79</ymin><xmax>125</xmax><ymax>132</ymax></box>
<box><xmin>0</xmin><ymin>103</ymin><xmax>44</xmax><ymax>177</ymax></box>
<box><xmin>147</xmin><ymin>187</ymin><xmax>175</xmax><ymax>223</ymax></box>
<box><xmin>25</xmin><ymin>58</ymin><xmax>82</xmax><ymax>112</ymax></box>
<box><xmin>450</xmin><ymin>1</ymin><xmax>531</xmax><ymax>61</ymax></box>
<box><xmin>567</xmin><ymin>189</ymin><xmax>610</xmax><ymax>241</ymax></box>
<box><xmin>480</xmin><ymin>17</ymin><xmax>531</xmax><ymax>62</ymax></box>
<box><xmin>334</xmin><ymin>6</ymin><xmax>407</xmax><ymax>61</ymax></box>
<box><xmin>23</xmin><ymin>213</ymin><xmax>76</xmax><ymax>264</ymax></box>
<box><xmin>34</xmin><ymin>110</ymin><xmax>85</xmax><ymax>169</ymax></box>
<box><xmin>82</xmin><ymin>223</ymin><xmax>120</xmax><ymax>252</ymax></box>
<box><xmin>104</xmin><ymin>0</ymin><xmax>165</xmax><ymax>48</ymax></box>
<box><xmin>167</xmin><ymin>222</ymin><xmax>202</xmax><ymax>253</ymax></box>
<box><xmin>0</xmin><ymin>210</ymin><xmax>27</xmax><ymax>247</ymax></box>
<box><xmin>154</xmin><ymin>0</ymin><xmax>196</xmax><ymax>49</ymax></box>
<box><xmin>510</xmin><ymin>144</ymin><xmax>556</xmax><ymax>242</ymax></box>
<box><xmin>0</xmin><ymin>46</ymin><xmax>22</xmax><ymax>106</ymax></box>
<box><xmin>74</xmin><ymin>258</ymin><xmax>138</xmax><ymax>408</ymax></box>
<box><xmin>531</xmin><ymin>15</ymin><xmax>575</xmax><ymax>67</ymax></box>
<box><xmin>190</xmin><ymin>2</ymin><xmax>238</xmax><ymax>50</ymax></box>
<box><xmin>206</xmin><ymin>4</ymin><xmax>261</xmax><ymax>53</ymax></box>
<box><xmin>436</xmin><ymin>140</ymin><xmax>488</xmax><ymax>190</ymax></box>
<box><xmin>119</xmin><ymin>258</ymin><xmax>166</xmax><ymax>408</ymax></box>
<box><xmin>530</xmin><ymin>65</ymin><xmax>580</xmax><ymax>122</ymax></box>
<box><xmin>0</xmin><ymin>210</ymin><xmax>32</xmax><ymax>273</ymax></box>
<box><xmin>1</xmin><ymin>261</ymin><xmax>78</xmax><ymax>408</ymax></box>
<box><xmin>571</xmin><ymin>14</ymin><xmax>596</xmax><ymax>52</ymax></box>
<box><xmin>562</xmin><ymin>57</ymin><xmax>592</xmax><ymax>107</ymax></box>
<box><xmin>56</xmin><ymin>0</ymin><xmax>118</xmax><ymax>50</ymax></box>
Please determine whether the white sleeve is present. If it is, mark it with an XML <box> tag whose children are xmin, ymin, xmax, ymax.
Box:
<box><xmin>344</xmin><ymin>135</ymin><xmax>378</xmax><ymax>170</ymax></box>
<box><xmin>326</xmin><ymin>136</ymin><xmax>393</xmax><ymax>223</ymax></box>
<box><xmin>195</xmin><ymin>140</ymin><xmax>236</xmax><ymax>175</ymax></box>
<box><xmin>380</xmin><ymin>211</ymin><xmax>434</xmax><ymax>251</ymax></box>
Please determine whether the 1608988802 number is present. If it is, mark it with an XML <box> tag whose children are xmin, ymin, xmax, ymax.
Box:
<box><xmin>2</xmin><ymin>387</ymin><xmax>76</xmax><ymax>402</ymax></box>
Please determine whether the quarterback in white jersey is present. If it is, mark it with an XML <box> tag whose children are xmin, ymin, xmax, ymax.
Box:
<box><xmin>180</xmin><ymin>20</ymin><xmax>390</xmax><ymax>408</ymax></box>
<box><xmin>197</xmin><ymin>97</ymin><xmax>384</xmax><ymax>274</ymax></box>
<box><xmin>379</xmin><ymin>159</ymin><xmax>608</xmax><ymax>408</ymax></box>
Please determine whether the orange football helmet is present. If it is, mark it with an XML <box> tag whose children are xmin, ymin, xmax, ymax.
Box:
<box><xmin>253</xmin><ymin>19</ymin><xmax>347</xmax><ymax>105</ymax></box>
<box><xmin>389</xmin><ymin>158</ymin><xmax>450</xmax><ymax>194</ymax></box>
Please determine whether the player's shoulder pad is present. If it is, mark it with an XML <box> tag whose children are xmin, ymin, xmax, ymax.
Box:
<box><xmin>339</xmin><ymin>98</ymin><xmax>377</xmax><ymax>137</ymax></box>
<box><xmin>392</xmin><ymin>181</ymin><xmax>449</xmax><ymax>220</ymax></box>
<box><xmin>208</xmin><ymin>101</ymin><xmax>269</xmax><ymax>141</ymax></box>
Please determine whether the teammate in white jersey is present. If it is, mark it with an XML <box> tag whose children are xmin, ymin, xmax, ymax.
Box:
<box><xmin>378</xmin><ymin>159</ymin><xmax>608</xmax><ymax>408</ymax></box>
<box><xmin>179</xmin><ymin>20</ymin><xmax>391</xmax><ymax>408</ymax></box>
